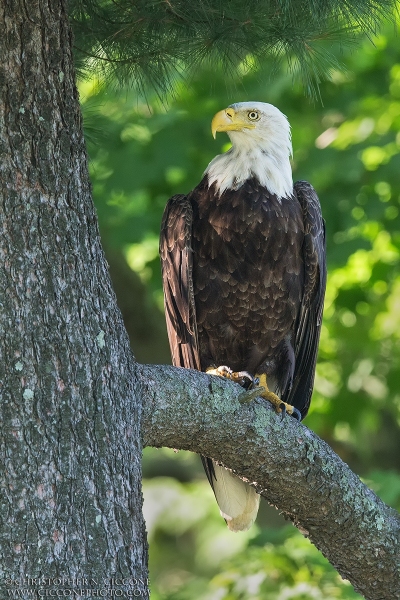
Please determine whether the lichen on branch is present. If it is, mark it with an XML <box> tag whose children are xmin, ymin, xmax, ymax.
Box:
<box><xmin>139</xmin><ymin>363</ymin><xmax>400</xmax><ymax>600</ymax></box>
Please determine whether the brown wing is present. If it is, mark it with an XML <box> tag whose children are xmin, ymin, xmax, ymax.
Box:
<box><xmin>160</xmin><ymin>194</ymin><xmax>201</xmax><ymax>370</ymax></box>
<box><xmin>286</xmin><ymin>181</ymin><xmax>327</xmax><ymax>418</ymax></box>
<box><xmin>161</xmin><ymin>196</ymin><xmax>216</xmax><ymax>491</ymax></box>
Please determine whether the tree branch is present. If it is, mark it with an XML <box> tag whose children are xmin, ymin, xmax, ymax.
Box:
<box><xmin>139</xmin><ymin>363</ymin><xmax>400</xmax><ymax>600</ymax></box>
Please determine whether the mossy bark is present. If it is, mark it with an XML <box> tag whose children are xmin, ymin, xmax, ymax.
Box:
<box><xmin>0</xmin><ymin>1</ymin><xmax>148</xmax><ymax>596</ymax></box>
<box><xmin>140</xmin><ymin>364</ymin><xmax>400</xmax><ymax>600</ymax></box>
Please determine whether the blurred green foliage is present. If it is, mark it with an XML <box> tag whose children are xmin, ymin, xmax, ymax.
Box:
<box><xmin>79</xmin><ymin>20</ymin><xmax>400</xmax><ymax>600</ymax></box>
<box><xmin>142</xmin><ymin>471</ymin><xmax>369</xmax><ymax>599</ymax></box>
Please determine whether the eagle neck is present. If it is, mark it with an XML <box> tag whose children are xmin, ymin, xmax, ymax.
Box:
<box><xmin>204</xmin><ymin>137</ymin><xmax>293</xmax><ymax>199</ymax></box>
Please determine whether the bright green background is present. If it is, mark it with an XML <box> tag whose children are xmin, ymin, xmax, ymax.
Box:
<box><xmin>79</xmin><ymin>22</ymin><xmax>400</xmax><ymax>599</ymax></box>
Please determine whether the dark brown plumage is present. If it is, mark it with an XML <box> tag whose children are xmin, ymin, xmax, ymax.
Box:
<box><xmin>160</xmin><ymin>176</ymin><xmax>326</xmax><ymax>419</ymax></box>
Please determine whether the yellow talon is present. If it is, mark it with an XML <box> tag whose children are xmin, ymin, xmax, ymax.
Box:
<box><xmin>207</xmin><ymin>369</ymin><xmax>301</xmax><ymax>420</ymax></box>
<box><xmin>256</xmin><ymin>374</ymin><xmax>299</xmax><ymax>418</ymax></box>
<box><xmin>206</xmin><ymin>366</ymin><xmax>232</xmax><ymax>379</ymax></box>
<box><xmin>206</xmin><ymin>367</ymin><xmax>256</xmax><ymax>389</ymax></box>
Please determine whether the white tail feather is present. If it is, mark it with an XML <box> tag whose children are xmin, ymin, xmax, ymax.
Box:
<box><xmin>211</xmin><ymin>462</ymin><xmax>260</xmax><ymax>532</ymax></box>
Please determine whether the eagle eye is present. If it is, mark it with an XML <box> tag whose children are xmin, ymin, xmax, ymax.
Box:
<box><xmin>247</xmin><ymin>110</ymin><xmax>260</xmax><ymax>121</ymax></box>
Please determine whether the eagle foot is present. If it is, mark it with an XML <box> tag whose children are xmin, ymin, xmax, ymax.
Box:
<box><xmin>206</xmin><ymin>365</ymin><xmax>233</xmax><ymax>379</ymax></box>
<box><xmin>279</xmin><ymin>402</ymin><xmax>302</xmax><ymax>422</ymax></box>
<box><xmin>256</xmin><ymin>374</ymin><xmax>302</xmax><ymax>422</ymax></box>
<box><xmin>206</xmin><ymin>367</ymin><xmax>258</xmax><ymax>390</ymax></box>
<box><xmin>231</xmin><ymin>371</ymin><xmax>258</xmax><ymax>390</ymax></box>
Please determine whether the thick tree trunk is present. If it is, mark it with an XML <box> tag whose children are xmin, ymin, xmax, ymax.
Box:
<box><xmin>140</xmin><ymin>364</ymin><xmax>400</xmax><ymax>600</ymax></box>
<box><xmin>0</xmin><ymin>2</ymin><xmax>148</xmax><ymax>597</ymax></box>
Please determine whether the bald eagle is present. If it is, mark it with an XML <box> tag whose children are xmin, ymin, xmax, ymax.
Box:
<box><xmin>160</xmin><ymin>102</ymin><xmax>326</xmax><ymax>532</ymax></box>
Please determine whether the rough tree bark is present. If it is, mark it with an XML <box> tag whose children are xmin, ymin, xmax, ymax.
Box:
<box><xmin>0</xmin><ymin>2</ymin><xmax>399</xmax><ymax>600</ymax></box>
<box><xmin>0</xmin><ymin>1</ymin><xmax>148</xmax><ymax>597</ymax></box>
<box><xmin>140</xmin><ymin>365</ymin><xmax>400</xmax><ymax>600</ymax></box>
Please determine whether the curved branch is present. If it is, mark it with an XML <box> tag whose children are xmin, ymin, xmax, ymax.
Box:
<box><xmin>139</xmin><ymin>363</ymin><xmax>400</xmax><ymax>600</ymax></box>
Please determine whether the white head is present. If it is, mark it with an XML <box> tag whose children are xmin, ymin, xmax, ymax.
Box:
<box><xmin>204</xmin><ymin>101</ymin><xmax>293</xmax><ymax>199</ymax></box>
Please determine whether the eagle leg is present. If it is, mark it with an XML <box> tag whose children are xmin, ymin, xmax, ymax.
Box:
<box><xmin>256</xmin><ymin>374</ymin><xmax>302</xmax><ymax>422</ymax></box>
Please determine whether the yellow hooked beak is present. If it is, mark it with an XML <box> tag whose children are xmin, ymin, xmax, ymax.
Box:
<box><xmin>211</xmin><ymin>107</ymin><xmax>256</xmax><ymax>139</ymax></box>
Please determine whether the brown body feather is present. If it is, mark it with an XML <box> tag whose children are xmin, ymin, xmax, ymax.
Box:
<box><xmin>192</xmin><ymin>176</ymin><xmax>304</xmax><ymax>393</ymax></box>
<box><xmin>160</xmin><ymin>176</ymin><xmax>326</xmax><ymax>417</ymax></box>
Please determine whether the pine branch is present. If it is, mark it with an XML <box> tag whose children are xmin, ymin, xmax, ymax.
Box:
<box><xmin>69</xmin><ymin>0</ymin><xmax>398</xmax><ymax>98</ymax></box>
